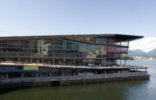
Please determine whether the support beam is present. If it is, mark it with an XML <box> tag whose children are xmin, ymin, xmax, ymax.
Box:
<box><xmin>53</xmin><ymin>58</ymin><xmax>55</xmax><ymax>64</ymax></box>
<box><xmin>125</xmin><ymin>41</ymin><xmax>129</xmax><ymax>65</ymax></box>
<box><xmin>50</xmin><ymin>72</ymin><xmax>52</xmax><ymax>78</ymax></box>
<box><xmin>6</xmin><ymin>73</ymin><xmax>8</xmax><ymax>79</ymax></box>
<box><xmin>42</xmin><ymin>58</ymin><xmax>44</xmax><ymax>63</ymax></box>
<box><xmin>95</xmin><ymin>70</ymin><xmax>97</xmax><ymax>75</ymax></box>
<box><xmin>18</xmin><ymin>40</ymin><xmax>21</xmax><ymax>62</ymax></box>
<box><xmin>74</xmin><ymin>72</ymin><xmax>76</xmax><ymax>76</ymax></box>
<box><xmin>36</xmin><ymin>72</ymin><xmax>38</xmax><ymax>78</ymax></box>
<box><xmin>21</xmin><ymin>72</ymin><xmax>24</xmax><ymax>79</ymax></box>
<box><xmin>62</xmin><ymin>72</ymin><xmax>64</xmax><ymax>76</ymax></box>
<box><xmin>109</xmin><ymin>59</ymin><xmax>111</xmax><ymax>66</ymax></box>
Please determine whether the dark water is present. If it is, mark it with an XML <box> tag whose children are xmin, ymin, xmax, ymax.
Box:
<box><xmin>0</xmin><ymin>60</ymin><xmax>156</xmax><ymax>100</ymax></box>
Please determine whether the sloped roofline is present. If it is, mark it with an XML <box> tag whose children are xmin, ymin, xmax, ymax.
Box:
<box><xmin>0</xmin><ymin>34</ymin><xmax>143</xmax><ymax>41</ymax></box>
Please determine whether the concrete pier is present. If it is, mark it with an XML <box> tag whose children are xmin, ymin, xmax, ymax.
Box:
<box><xmin>0</xmin><ymin>71</ymin><xmax>150</xmax><ymax>93</ymax></box>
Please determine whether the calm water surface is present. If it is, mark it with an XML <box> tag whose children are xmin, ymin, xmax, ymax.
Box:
<box><xmin>0</xmin><ymin>60</ymin><xmax>156</xmax><ymax>100</ymax></box>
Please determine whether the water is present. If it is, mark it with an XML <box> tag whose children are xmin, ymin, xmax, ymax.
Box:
<box><xmin>0</xmin><ymin>60</ymin><xmax>156</xmax><ymax>100</ymax></box>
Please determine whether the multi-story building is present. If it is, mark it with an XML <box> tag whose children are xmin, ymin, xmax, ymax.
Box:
<box><xmin>0</xmin><ymin>34</ymin><xmax>143</xmax><ymax>66</ymax></box>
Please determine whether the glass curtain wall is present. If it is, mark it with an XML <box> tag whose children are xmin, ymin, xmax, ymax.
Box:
<box><xmin>0</xmin><ymin>37</ymin><xmax>129</xmax><ymax>66</ymax></box>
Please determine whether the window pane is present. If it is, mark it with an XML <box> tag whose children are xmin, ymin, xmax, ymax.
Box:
<box><xmin>95</xmin><ymin>38</ymin><xmax>101</xmax><ymax>44</ymax></box>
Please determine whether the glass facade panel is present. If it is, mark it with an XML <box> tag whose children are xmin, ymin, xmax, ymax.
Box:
<box><xmin>107</xmin><ymin>38</ymin><xmax>115</xmax><ymax>44</ymax></box>
<box><xmin>64</xmin><ymin>37</ymin><xmax>94</xmax><ymax>43</ymax></box>
<box><xmin>102</xmin><ymin>37</ymin><xmax>107</xmax><ymax>44</ymax></box>
<box><xmin>95</xmin><ymin>38</ymin><xmax>101</xmax><ymax>44</ymax></box>
<box><xmin>0</xmin><ymin>41</ymin><xmax>7</xmax><ymax>56</ymax></box>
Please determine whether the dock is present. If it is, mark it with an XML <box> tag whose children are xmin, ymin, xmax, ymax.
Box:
<box><xmin>0</xmin><ymin>64</ymin><xmax>150</xmax><ymax>93</ymax></box>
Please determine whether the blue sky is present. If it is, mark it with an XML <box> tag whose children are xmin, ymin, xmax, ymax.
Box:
<box><xmin>0</xmin><ymin>0</ymin><xmax>156</xmax><ymax>51</ymax></box>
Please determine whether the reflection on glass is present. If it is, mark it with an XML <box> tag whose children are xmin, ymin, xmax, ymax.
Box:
<box><xmin>0</xmin><ymin>37</ymin><xmax>128</xmax><ymax>66</ymax></box>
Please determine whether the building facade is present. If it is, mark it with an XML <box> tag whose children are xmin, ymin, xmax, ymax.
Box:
<box><xmin>0</xmin><ymin>34</ymin><xmax>143</xmax><ymax>66</ymax></box>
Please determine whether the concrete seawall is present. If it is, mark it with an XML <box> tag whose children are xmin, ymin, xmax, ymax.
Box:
<box><xmin>0</xmin><ymin>72</ymin><xmax>150</xmax><ymax>93</ymax></box>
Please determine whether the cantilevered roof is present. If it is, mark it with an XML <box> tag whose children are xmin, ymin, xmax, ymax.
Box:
<box><xmin>107</xmin><ymin>34</ymin><xmax>143</xmax><ymax>41</ymax></box>
<box><xmin>0</xmin><ymin>34</ymin><xmax>143</xmax><ymax>41</ymax></box>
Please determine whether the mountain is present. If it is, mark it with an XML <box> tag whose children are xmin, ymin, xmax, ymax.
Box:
<box><xmin>128</xmin><ymin>49</ymin><xmax>147</xmax><ymax>57</ymax></box>
<box><xmin>147</xmin><ymin>49</ymin><xmax>156</xmax><ymax>57</ymax></box>
<box><xmin>128</xmin><ymin>49</ymin><xmax>156</xmax><ymax>58</ymax></box>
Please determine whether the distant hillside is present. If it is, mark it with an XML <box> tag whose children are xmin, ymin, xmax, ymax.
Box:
<box><xmin>148</xmin><ymin>49</ymin><xmax>156</xmax><ymax>57</ymax></box>
<box><xmin>128</xmin><ymin>49</ymin><xmax>156</xmax><ymax>57</ymax></box>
